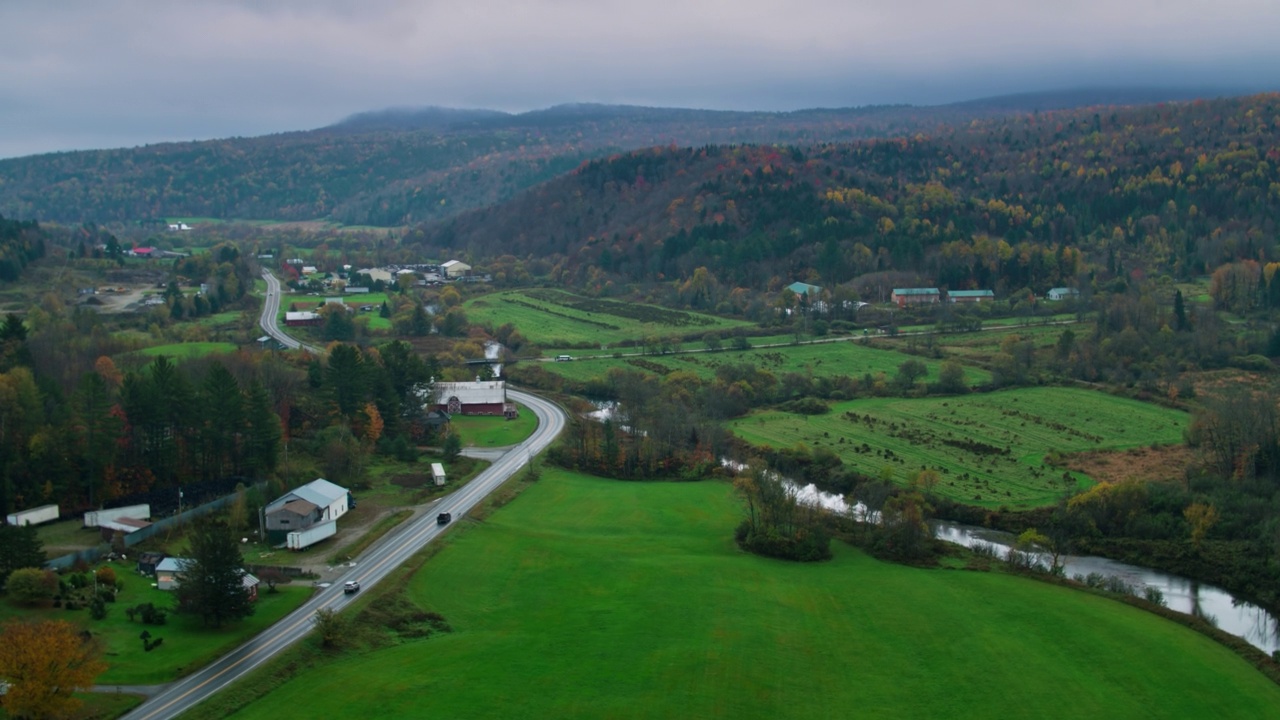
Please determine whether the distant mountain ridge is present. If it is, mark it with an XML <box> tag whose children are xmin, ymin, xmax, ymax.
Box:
<box><xmin>0</xmin><ymin>87</ymin><xmax>1245</xmax><ymax>227</ymax></box>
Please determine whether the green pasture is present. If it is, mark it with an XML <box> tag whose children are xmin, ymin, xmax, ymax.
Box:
<box><xmin>0</xmin><ymin>562</ymin><xmax>311</xmax><ymax>684</ymax></box>
<box><xmin>464</xmin><ymin>289</ymin><xmax>751</xmax><ymax>346</ymax></box>
<box><xmin>729</xmin><ymin>386</ymin><xmax>1188</xmax><ymax>508</ymax></box>
<box><xmin>136</xmin><ymin>342</ymin><xmax>239</xmax><ymax>359</ymax></box>
<box><xmin>916</xmin><ymin>324</ymin><xmax>1068</xmax><ymax>361</ymax></box>
<box><xmin>449</xmin><ymin>405</ymin><xmax>538</xmax><ymax>447</ymax></box>
<box><xmin>221</xmin><ymin>469</ymin><xmax>1280</xmax><ymax>719</ymax></box>
<box><xmin>538</xmin><ymin>338</ymin><xmax>991</xmax><ymax>385</ymax></box>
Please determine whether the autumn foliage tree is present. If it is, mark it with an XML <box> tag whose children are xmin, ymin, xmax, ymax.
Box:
<box><xmin>0</xmin><ymin>619</ymin><xmax>107</xmax><ymax>719</ymax></box>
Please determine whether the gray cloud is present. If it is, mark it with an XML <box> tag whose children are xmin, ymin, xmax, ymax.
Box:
<box><xmin>1</xmin><ymin>0</ymin><xmax>1277</xmax><ymax>158</ymax></box>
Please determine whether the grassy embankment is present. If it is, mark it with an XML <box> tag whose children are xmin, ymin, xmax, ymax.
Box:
<box><xmin>203</xmin><ymin>469</ymin><xmax>1280</xmax><ymax>719</ymax></box>
<box><xmin>0</xmin><ymin>560</ymin><xmax>311</xmax><ymax>685</ymax></box>
<box><xmin>729</xmin><ymin>386</ymin><xmax>1187</xmax><ymax>508</ymax></box>
<box><xmin>464</xmin><ymin>288</ymin><xmax>751</xmax><ymax>347</ymax></box>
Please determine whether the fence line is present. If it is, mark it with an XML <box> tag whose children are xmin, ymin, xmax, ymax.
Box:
<box><xmin>45</xmin><ymin>483</ymin><xmax>266</xmax><ymax>571</ymax></box>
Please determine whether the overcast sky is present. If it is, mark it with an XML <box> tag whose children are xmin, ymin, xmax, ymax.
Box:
<box><xmin>2</xmin><ymin>0</ymin><xmax>1278</xmax><ymax>159</ymax></box>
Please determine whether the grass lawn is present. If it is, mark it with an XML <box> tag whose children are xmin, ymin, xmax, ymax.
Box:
<box><xmin>449</xmin><ymin>404</ymin><xmax>538</xmax><ymax>447</ymax></box>
<box><xmin>538</xmin><ymin>338</ymin><xmax>991</xmax><ymax>385</ymax></box>
<box><xmin>728</xmin><ymin>386</ymin><xmax>1188</xmax><ymax>508</ymax></box>
<box><xmin>220</xmin><ymin>469</ymin><xmax>1280</xmax><ymax>719</ymax></box>
<box><xmin>37</xmin><ymin>519</ymin><xmax>105</xmax><ymax>556</ymax></box>
<box><xmin>135</xmin><ymin>342</ymin><xmax>239</xmax><ymax>359</ymax></box>
<box><xmin>0</xmin><ymin>561</ymin><xmax>312</xmax><ymax>685</ymax></box>
<box><xmin>464</xmin><ymin>288</ymin><xmax>751</xmax><ymax>346</ymax></box>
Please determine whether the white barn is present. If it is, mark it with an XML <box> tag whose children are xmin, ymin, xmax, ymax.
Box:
<box><xmin>441</xmin><ymin>260</ymin><xmax>471</xmax><ymax>278</ymax></box>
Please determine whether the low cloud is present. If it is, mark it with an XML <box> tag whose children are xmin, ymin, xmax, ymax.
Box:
<box><xmin>1</xmin><ymin>0</ymin><xmax>1277</xmax><ymax>157</ymax></box>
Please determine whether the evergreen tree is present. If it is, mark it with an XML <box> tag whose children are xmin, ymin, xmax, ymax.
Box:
<box><xmin>175</xmin><ymin>519</ymin><xmax>254</xmax><ymax>628</ymax></box>
<box><xmin>199</xmin><ymin>362</ymin><xmax>245</xmax><ymax>480</ymax></box>
<box><xmin>243</xmin><ymin>381</ymin><xmax>281</xmax><ymax>475</ymax></box>
<box><xmin>0</xmin><ymin>523</ymin><xmax>46</xmax><ymax>587</ymax></box>
<box><xmin>1173</xmin><ymin>289</ymin><xmax>1188</xmax><ymax>331</ymax></box>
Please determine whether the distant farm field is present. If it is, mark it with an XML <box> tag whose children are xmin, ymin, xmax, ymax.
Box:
<box><xmin>136</xmin><ymin>341</ymin><xmax>239</xmax><ymax>359</ymax></box>
<box><xmin>538</xmin><ymin>338</ymin><xmax>992</xmax><ymax>385</ymax></box>
<box><xmin>218</xmin><ymin>470</ymin><xmax>1280</xmax><ymax>719</ymax></box>
<box><xmin>729</xmin><ymin>386</ymin><xmax>1188</xmax><ymax>508</ymax></box>
<box><xmin>464</xmin><ymin>289</ymin><xmax>751</xmax><ymax>346</ymax></box>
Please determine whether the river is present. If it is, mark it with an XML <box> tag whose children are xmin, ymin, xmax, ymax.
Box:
<box><xmin>789</xmin><ymin>480</ymin><xmax>1280</xmax><ymax>655</ymax></box>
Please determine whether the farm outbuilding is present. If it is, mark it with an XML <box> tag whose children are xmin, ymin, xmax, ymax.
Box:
<box><xmin>284</xmin><ymin>311</ymin><xmax>322</xmax><ymax>327</ymax></box>
<box><xmin>137</xmin><ymin>551</ymin><xmax>166</xmax><ymax>576</ymax></box>
<box><xmin>433</xmin><ymin>379</ymin><xmax>512</xmax><ymax>416</ymax></box>
<box><xmin>947</xmin><ymin>290</ymin><xmax>994</xmax><ymax>303</ymax></box>
<box><xmin>441</xmin><ymin>260</ymin><xmax>471</xmax><ymax>278</ymax></box>
<box><xmin>891</xmin><ymin>288</ymin><xmax>941</xmax><ymax>307</ymax></box>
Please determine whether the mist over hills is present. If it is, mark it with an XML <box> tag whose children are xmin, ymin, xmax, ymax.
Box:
<box><xmin>0</xmin><ymin>87</ymin><xmax>1240</xmax><ymax>228</ymax></box>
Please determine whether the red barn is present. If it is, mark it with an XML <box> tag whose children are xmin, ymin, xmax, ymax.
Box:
<box><xmin>433</xmin><ymin>380</ymin><xmax>514</xmax><ymax>417</ymax></box>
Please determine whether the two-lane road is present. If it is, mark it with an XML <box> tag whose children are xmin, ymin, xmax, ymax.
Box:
<box><xmin>126</xmin><ymin>390</ymin><xmax>564</xmax><ymax>720</ymax></box>
<box><xmin>258</xmin><ymin>270</ymin><xmax>319</xmax><ymax>353</ymax></box>
<box><xmin>122</xmin><ymin>273</ymin><xmax>566</xmax><ymax>720</ymax></box>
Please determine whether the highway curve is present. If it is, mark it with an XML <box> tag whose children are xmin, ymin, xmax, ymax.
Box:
<box><xmin>120</xmin><ymin>274</ymin><xmax>566</xmax><ymax>719</ymax></box>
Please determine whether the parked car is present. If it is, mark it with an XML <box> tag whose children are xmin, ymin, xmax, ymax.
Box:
<box><xmin>437</xmin><ymin>512</ymin><xmax>452</xmax><ymax>525</ymax></box>
<box><xmin>344</xmin><ymin>580</ymin><xmax>360</xmax><ymax>594</ymax></box>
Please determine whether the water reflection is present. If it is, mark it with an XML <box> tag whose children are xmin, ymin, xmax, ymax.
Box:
<box><xmin>784</xmin><ymin>479</ymin><xmax>1280</xmax><ymax>655</ymax></box>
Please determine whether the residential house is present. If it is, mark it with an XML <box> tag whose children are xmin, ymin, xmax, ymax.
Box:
<box><xmin>1047</xmin><ymin>287</ymin><xmax>1080</xmax><ymax>301</ymax></box>
<box><xmin>154</xmin><ymin>556</ymin><xmax>259</xmax><ymax>600</ymax></box>
<box><xmin>155</xmin><ymin>557</ymin><xmax>191</xmax><ymax>590</ymax></box>
<box><xmin>891</xmin><ymin>288</ymin><xmax>941</xmax><ymax>307</ymax></box>
<box><xmin>264</xmin><ymin>478</ymin><xmax>351</xmax><ymax>542</ymax></box>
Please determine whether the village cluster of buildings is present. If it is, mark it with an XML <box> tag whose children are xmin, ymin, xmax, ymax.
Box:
<box><xmin>888</xmin><ymin>287</ymin><xmax>1079</xmax><ymax>307</ymax></box>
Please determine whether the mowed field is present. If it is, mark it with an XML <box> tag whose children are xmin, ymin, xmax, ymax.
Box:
<box><xmin>135</xmin><ymin>341</ymin><xmax>240</xmax><ymax>358</ymax></box>
<box><xmin>729</xmin><ymin>387</ymin><xmax>1188</xmax><ymax>508</ymax></box>
<box><xmin>464</xmin><ymin>288</ymin><xmax>751</xmax><ymax>346</ymax></box>
<box><xmin>222</xmin><ymin>470</ymin><xmax>1280</xmax><ymax>719</ymax></box>
<box><xmin>539</xmin><ymin>338</ymin><xmax>993</xmax><ymax>385</ymax></box>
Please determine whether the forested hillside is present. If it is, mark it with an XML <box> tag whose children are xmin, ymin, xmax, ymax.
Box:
<box><xmin>410</xmin><ymin>94</ymin><xmax>1280</xmax><ymax>291</ymax></box>
<box><xmin>0</xmin><ymin>215</ymin><xmax>47</xmax><ymax>281</ymax></box>
<box><xmin>0</xmin><ymin>90</ymin><xmax>1214</xmax><ymax>227</ymax></box>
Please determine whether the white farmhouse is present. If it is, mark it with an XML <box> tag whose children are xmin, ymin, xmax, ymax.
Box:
<box><xmin>264</xmin><ymin>478</ymin><xmax>351</xmax><ymax>536</ymax></box>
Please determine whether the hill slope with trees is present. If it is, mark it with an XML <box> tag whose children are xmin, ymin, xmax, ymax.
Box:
<box><xmin>409</xmin><ymin>93</ymin><xmax>1280</xmax><ymax>292</ymax></box>
<box><xmin>0</xmin><ymin>89</ymin><xmax>1219</xmax><ymax>228</ymax></box>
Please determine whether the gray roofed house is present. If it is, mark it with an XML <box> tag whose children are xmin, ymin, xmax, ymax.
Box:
<box><xmin>264</xmin><ymin>479</ymin><xmax>351</xmax><ymax>539</ymax></box>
